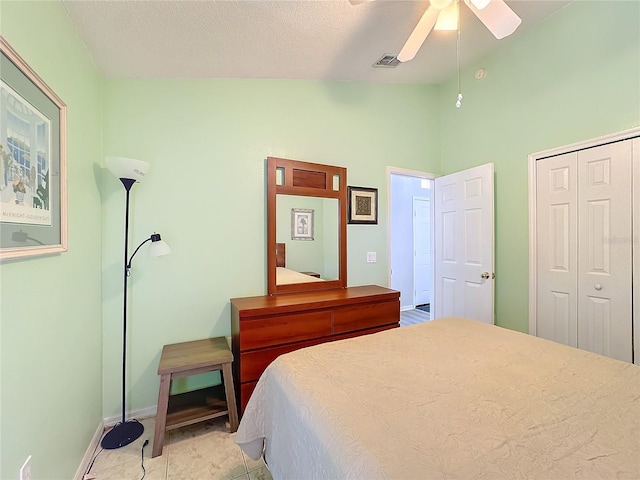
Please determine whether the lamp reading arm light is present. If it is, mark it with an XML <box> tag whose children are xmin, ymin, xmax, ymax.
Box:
<box><xmin>126</xmin><ymin>233</ymin><xmax>171</xmax><ymax>276</ymax></box>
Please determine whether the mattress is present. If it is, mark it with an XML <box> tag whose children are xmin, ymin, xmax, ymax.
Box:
<box><xmin>236</xmin><ymin>317</ymin><xmax>640</xmax><ymax>479</ymax></box>
<box><xmin>276</xmin><ymin>266</ymin><xmax>324</xmax><ymax>285</ymax></box>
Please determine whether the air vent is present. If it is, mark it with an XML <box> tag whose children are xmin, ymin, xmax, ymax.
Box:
<box><xmin>373</xmin><ymin>54</ymin><xmax>400</xmax><ymax>68</ymax></box>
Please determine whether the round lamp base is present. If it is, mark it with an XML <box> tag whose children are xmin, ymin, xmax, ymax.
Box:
<box><xmin>101</xmin><ymin>420</ymin><xmax>144</xmax><ymax>450</ymax></box>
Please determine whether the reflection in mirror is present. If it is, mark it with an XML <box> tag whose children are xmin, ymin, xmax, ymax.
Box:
<box><xmin>267</xmin><ymin>156</ymin><xmax>346</xmax><ymax>295</ymax></box>
<box><xmin>276</xmin><ymin>195</ymin><xmax>339</xmax><ymax>285</ymax></box>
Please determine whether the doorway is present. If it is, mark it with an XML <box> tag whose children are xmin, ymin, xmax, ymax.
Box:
<box><xmin>388</xmin><ymin>168</ymin><xmax>436</xmax><ymax>325</ymax></box>
<box><xmin>388</xmin><ymin>163</ymin><xmax>495</xmax><ymax>326</ymax></box>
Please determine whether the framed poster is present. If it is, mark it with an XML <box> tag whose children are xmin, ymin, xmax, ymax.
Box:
<box><xmin>291</xmin><ymin>208</ymin><xmax>314</xmax><ymax>241</ymax></box>
<box><xmin>347</xmin><ymin>186</ymin><xmax>378</xmax><ymax>225</ymax></box>
<box><xmin>0</xmin><ymin>36</ymin><xmax>67</xmax><ymax>260</ymax></box>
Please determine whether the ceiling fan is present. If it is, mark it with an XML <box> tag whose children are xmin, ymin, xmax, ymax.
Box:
<box><xmin>352</xmin><ymin>0</ymin><xmax>522</xmax><ymax>63</ymax></box>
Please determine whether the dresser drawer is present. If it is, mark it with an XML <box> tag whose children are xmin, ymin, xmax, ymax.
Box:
<box><xmin>240</xmin><ymin>338</ymin><xmax>329</xmax><ymax>382</ymax></box>
<box><xmin>240</xmin><ymin>311</ymin><xmax>332</xmax><ymax>350</ymax></box>
<box><xmin>333</xmin><ymin>300</ymin><xmax>399</xmax><ymax>334</ymax></box>
<box><xmin>240</xmin><ymin>381</ymin><xmax>258</xmax><ymax>413</ymax></box>
<box><xmin>333</xmin><ymin>323</ymin><xmax>398</xmax><ymax>342</ymax></box>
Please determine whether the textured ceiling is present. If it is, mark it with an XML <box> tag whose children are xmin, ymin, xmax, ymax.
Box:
<box><xmin>62</xmin><ymin>0</ymin><xmax>572</xmax><ymax>84</ymax></box>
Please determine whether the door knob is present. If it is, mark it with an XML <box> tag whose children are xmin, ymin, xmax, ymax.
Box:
<box><xmin>594</xmin><ymin>284</ymin><xmax>602</xmax><ymax>291</ymax></box>
<box><xmin>481</xmin><ymin>272</ymin><xmax>490</xmax><ymax>279</ymax></box>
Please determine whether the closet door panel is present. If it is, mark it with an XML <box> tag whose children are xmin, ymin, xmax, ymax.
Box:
<box><xmin>535</xmin><ymin>154</ymin><xmax>578</xmax><ymax>346</ymax></box>
<box><xmin>577</xmin><ymin>142</ymin><xmax>632</xmax><ymax>363</ymax></box>
<box><xmin>583</xmin><ymin>296</ymin><xmax>612</xmax><ymax>358</ymax></box>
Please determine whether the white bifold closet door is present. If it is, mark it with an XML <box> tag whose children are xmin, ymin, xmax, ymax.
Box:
<box><xmin>536</xmin><ymin>140</ymin><xmax>634</xmax><ymax>363</ymax></box>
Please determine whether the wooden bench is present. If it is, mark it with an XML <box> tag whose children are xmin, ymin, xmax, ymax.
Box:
<box><xmin>152</xmin><ymin>337</ymin><xmax>239</xmax><ymax>457</ymax></box>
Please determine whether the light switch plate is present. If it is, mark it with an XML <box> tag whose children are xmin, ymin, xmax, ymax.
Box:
<box><xmin>367</xmin><ymin>252</ymin><xmax>376</xmax><ymax>263</ymax></box>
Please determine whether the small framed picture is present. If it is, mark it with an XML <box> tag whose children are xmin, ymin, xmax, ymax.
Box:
<box><xmin>348</xmin><ymin>186</ymin><xmax>378</xmax><ymax>225</ymax></box>
<box><xmin>291</xmin><ymin>208</ymin><xmax>314</xmax><ymax>240</ymax></box>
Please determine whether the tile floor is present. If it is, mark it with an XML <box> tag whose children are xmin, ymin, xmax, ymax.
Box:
<box><xmin>86</xmin><ymin>416</ymin><xmax>272</xmax><ymax>480</ymax></box>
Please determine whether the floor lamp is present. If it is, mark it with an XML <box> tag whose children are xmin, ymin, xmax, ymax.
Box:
<box><xmin>102</xmin><ymin>156</ymin><xmax>171</xmax><ymax>450</ymax></box>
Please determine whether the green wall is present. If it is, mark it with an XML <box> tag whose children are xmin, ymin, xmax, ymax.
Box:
<box><xmin>0</xmin><ymin>1</ymin><xmax>104</xmax><ymax>478</ymax></box>
<box><xmin>438</xmin><ymin>0</ymin><xmax>640</xmax><ymax>333</ymax></box>
<box><xmin>101</xmin><ymin>79</ymin><xmax>440</xmax><ymax>417</ymax></box>
<box><xmin>1</xmin><ymin>0</ymin><xmax>638</xmax><ymax>477</ymax></box>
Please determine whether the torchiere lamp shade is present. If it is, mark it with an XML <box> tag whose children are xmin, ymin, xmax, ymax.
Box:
<box><xmin>106</xmin><ymin>156</ymin><xmax>150</xmax><ymax>181</ymax></box>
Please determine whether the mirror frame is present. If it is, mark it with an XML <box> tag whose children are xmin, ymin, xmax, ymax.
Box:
<box><xmin>267</xmin><ymin>156</ymin><xmax>347</xmax><ymax>295</ymax></box>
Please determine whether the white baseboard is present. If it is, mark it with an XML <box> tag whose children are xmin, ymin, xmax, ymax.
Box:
<box><xmin>75</xmin><ymin>405</ymin><xmax>158</xmax><ymax>480</ymax></box>
<box><xmin>73</xmin><ymin>422</ymin><xmax>104</xmax><ymax>480</ymax></box>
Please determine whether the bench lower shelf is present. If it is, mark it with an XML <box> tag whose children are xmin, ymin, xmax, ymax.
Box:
<box><xmin>166</xmin><ymin>384</ymin><xmax>229</xmax><ymax>430</ymax></box>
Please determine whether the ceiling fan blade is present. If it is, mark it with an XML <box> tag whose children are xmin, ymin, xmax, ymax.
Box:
<box><xmin>397</xmin><ymin>6</ymin><xmax>440</xmax><ymax>63</ymax></box>
<box><xmin>465</xmin><ymin>0</ymin><xmax>521</xmax><ymax>40</ymax></box>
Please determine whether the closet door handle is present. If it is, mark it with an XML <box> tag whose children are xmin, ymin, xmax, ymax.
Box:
<box><xmin>481</xmin><ymin>272</ymin><xmax>490</xmax><ymax>279</ymax></box>
<box><xmin>594</xmin><ymin>283</ymin><xmax>603</xmax><ymax>291</ymax></box>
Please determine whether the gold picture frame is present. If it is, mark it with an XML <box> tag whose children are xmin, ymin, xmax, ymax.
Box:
<box><xmin>0</xmin><ymin>36</ymin><xmax>67</xmax><ymax>260</ymax></box>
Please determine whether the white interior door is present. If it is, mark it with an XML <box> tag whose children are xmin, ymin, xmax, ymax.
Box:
<box><xmin>577</xmin><ymin>141</ymin><xmax>632</xmax><ymax>362</ymax></box>
<box><xmin>413</xmin><ymin>196</ymin><xmax>431</xmax><ymax>306</ymax></box>
<box><xmin>535</xmin><ymin>152</ymin><xmax>578</xmax><ymax>347</ymax></box>
<box><xmin>434</xmin><ymin>163</ymin><xmax>494</xmax><ymax>323</ymax></box>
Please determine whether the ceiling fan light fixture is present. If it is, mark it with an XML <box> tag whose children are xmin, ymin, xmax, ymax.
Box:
<box><xmin>434</xmin><ymin>1</ymin><xmax>459</xmax><ymax>31</ymax></box>
<box><xmin>430</xmin><ymin>0</ymin><xmax>453</xmax><ymax>9</ymax></box>
<box><xmin>469</xmin><ymin>0</ymin><xmax>491</xmax><ymax>10</ymax></box>
<box><xmin>396</xmin><ymin>0</ymin><xmax>521</xmax><ymax>64</ymax></box>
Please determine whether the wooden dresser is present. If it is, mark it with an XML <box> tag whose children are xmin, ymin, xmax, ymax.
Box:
<box><xmin>230</xmin><ymin>285</ymin><xmax>400</xmax><ymax>414</ymax></box>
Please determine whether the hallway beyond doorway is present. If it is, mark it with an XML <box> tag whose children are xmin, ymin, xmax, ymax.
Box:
<box><xmin>400</xmin><ymin>307</ymin><xmax>430</xmax><ymax>327</ymax></box>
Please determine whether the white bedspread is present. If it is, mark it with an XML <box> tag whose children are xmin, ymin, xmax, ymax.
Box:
<box><xmin>276</xmin><ymin>266</ymin><xmax>324</xmax><ymax>285</ymax></box>
<box><xmin>236</xmin><ymin>317</ymin><xmax>640</xmax><ymax>480</ymax></box>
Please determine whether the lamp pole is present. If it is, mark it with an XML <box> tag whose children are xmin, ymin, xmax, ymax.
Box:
<box><xmin>101</xmin><ymin>177</ymin><xmax>145</xmax><ymax>449</ymax></box>
<box><xmin>120</xmin><ymin>178</ymin><xmax>135</xmax><ymax>425</ymax></box>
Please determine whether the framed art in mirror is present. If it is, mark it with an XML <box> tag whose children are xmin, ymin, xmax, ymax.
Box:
<box><xmin>0</xmin><ymin>36</ymin><xmax>67</xmax><ymax>261</ymax></box>
<box><xmin>291</xmin><ymin>208</ymin><xmax>314</xmax><ymax>241</ymax></box>
<box><xmin>347</xmin><ymin>186</ymin><xmax>378</xmax><ymax>225</ymax></box>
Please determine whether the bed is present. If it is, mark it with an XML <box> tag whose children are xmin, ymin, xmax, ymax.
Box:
<box><xmin>276</xmin><ymin>266</ymin><xmax>324</xmax><ymax>285</ymax></box>
<box><xmin>236</xmin><ymin>317</ymin><xmax>640</xmax><ymax>479</ymax></box>
<box><xmin>275</xmin><ymin>242</ymin><xmax>325</xmax><ymax>285</ymax></box>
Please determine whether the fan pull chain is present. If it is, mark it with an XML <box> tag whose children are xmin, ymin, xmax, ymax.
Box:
<box><xmin>455</xmin><ymin>0</ymin><xmax>463</xmax><ymax>109</ymax></box>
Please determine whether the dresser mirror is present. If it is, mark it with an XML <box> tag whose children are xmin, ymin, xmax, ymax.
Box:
<box><xmin>267</xmin><ymin>156</ymin><xmax>347</xmax><ymax>295</ymax></box>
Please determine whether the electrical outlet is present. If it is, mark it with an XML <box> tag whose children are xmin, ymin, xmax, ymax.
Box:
<box><xmin>367</xmin><ymin>252</ymin><xmax>376</xmax><ymax>263</ymax></box>
<box><xmin>19</xmin><ymin>455</ymin><xmax>31</xmax><ymax>480</ymax></box>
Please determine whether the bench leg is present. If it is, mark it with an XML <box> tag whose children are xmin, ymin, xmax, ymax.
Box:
<box><xmin>222</xmin><ymin>363</ymin><xmax>239</xmax><ymax>432</ymax></box>
<box><xmin>152</xmin><ymin>373</ymin><xmax>171</xmax><ymax>457</ymax></box>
